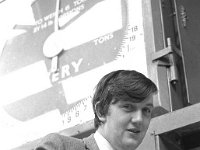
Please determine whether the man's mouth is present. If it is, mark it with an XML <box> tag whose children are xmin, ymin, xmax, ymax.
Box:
<box><xmin>127</xmin><ymin>128</ymin><xmax>141</xmax><ymax>134</ymax></box>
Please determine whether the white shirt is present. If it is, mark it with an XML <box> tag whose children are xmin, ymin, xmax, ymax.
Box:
<box><xmin>94</xmin><ymin>131</ymin><xmax>114</xmax><ymax>150</ymax></box>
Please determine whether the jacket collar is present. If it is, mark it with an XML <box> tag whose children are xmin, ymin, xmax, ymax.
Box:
<box><xmin>83</xmin><ymin>134</ymin><xmax>99</xmax><ymax>150</ymax></box>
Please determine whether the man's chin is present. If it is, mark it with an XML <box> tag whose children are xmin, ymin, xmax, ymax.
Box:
<box><xmin>123</xmin><ymin>143</ymin><xmax>140</xmax><ymax>150</ymax></box>
<box><xmin>123</xmin><ymin>138</ymin><xmax>141</xmax><ymax>149</ymax></box>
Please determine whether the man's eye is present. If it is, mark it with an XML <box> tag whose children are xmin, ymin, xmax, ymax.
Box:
<box><xmin>143</xmin><ymin>108</ymin><xmax>152</xmax><ymax>115</ymax></box>
<box><xmin>122</xmin><ymin>104</ymin><xmax>134</xmax><ymax>111</ymax></box>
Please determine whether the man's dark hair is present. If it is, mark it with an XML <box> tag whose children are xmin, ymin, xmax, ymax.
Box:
<box><xmin>92</xmin><ymin>70</ymin><xmax>157</xmax><ymax>129</ymax></box>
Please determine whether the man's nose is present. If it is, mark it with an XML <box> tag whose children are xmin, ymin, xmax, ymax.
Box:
<box><xmin>131</xmin><ymin>110</ymin><xmax>143</xmax><ymax>123</ymax></box>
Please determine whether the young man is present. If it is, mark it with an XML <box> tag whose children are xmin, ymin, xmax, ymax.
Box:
<box><xmin>34</xmin><ymin>70</ymin><xmax>157</xmax><ymax>150</ymax></box>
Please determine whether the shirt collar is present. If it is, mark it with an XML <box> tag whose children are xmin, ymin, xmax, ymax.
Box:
<box><xmin>94</xmin><ymin>131</ymin><xmax>114</xmax><ymax>150</ymax></box>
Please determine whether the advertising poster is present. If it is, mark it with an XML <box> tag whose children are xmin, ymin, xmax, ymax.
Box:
<box><xmin>0</xmin><ymin>0</ymin><xmax>148</xmax><ymax>149</ymax></box>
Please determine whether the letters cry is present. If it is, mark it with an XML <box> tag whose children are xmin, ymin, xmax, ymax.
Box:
<box><xmin>51</xmin><ymin>58</ymin><xmax>83</xmax><ymax>82</ymax></box>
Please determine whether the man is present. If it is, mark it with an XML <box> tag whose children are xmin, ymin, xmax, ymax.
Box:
<box><xmin>34</xmin><ymin>70</ymin><xmax>157</xmax><ymax>150</ymax></box>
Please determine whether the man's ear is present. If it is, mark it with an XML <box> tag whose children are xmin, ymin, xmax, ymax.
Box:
<box><xmin>95</xmin><ymin>102</ymin><xmax>106</xmax><ymax>122</ymax></box>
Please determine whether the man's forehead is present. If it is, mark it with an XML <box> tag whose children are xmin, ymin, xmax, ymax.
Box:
<box><xmin>116</xmin><ymin>96</ymin><xmax>154</xmax><ymax>107</ymax></box>
<box><xmin>114</xmin><ymin>95</ymin><xmax>143</xmax><ymax>102</ymax></box>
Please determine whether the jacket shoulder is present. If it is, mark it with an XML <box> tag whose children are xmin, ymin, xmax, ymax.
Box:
<box><xmin>34</xmin><ymin>133</ymin><xmax>86</xmax><ymax>150</ymax></box>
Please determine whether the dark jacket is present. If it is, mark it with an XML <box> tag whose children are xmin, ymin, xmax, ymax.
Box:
<box><xmin>34</xmin><ymin>133</ymin><xmax>99</xmax><ymax>150</ymax></box>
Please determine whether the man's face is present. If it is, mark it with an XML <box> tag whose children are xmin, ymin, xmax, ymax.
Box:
<box><xmin>99</xmin><ymin>95</ymin><xmax>154</xmax><ymax>150</ymax></box>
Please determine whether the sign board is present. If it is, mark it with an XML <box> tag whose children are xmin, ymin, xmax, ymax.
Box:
<box><xmin>0</xmin><ymin>0</ymin><xmax>148</xmax><ymax>149</ymax></box>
